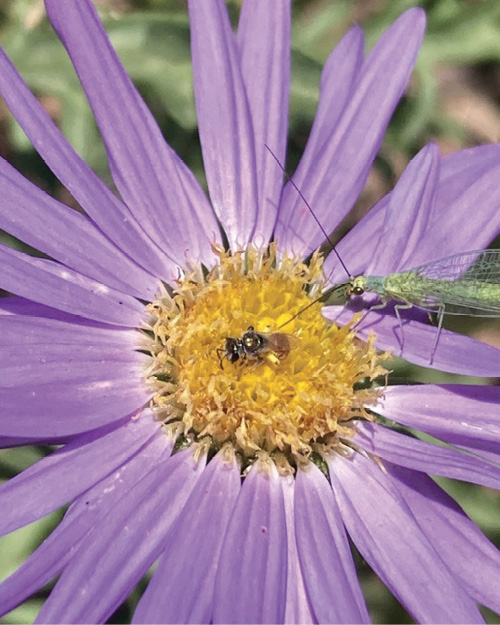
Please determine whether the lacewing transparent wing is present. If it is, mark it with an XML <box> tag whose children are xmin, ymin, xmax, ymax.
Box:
<box><xmin>365</xmin><ymin>249</ymin><xmax>500</xmax><ymax>316</ymax></box>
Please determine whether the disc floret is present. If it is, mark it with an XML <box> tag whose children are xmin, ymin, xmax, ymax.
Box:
<box><xmin>144</xmin><ymin>245</ymin><xmax>385</xmax><ymax>463</ymax></box>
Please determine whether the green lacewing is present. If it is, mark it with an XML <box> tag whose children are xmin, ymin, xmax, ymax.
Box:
<box><xmin>266</xmin><ymin>146</ymin><xmax>500</xmax><ymax>360</ymax></box>
<box><xmin>321</xmin><ymin>249</ymin><xmax>500</xmax><ymax>361</ymax></box>
<box><xmin>330</xmin><ymin>249</ymin><xmax>500</xmax><ymax>317</ymax></box>
<box><xmin>282</xmin><ymin>249</ymin><xmax>500</xmax><ymax>326</ymax></box>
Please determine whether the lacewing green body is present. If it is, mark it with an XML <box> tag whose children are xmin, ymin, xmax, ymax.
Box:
<box><xmin>333</xmin><ymin>249</ymin><xmax>500</xmax><ymax>317</ymax></box>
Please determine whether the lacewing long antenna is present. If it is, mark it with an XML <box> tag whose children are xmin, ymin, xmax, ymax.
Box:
<box><xmin>278</xmin><ymin>283</ymin><xmax>346</xmax><ymax>330</ymax></box>
<box><xmin>265</xmin><ymin>144</ymin><xmax>351</xmax><ymax>279</ymax></box>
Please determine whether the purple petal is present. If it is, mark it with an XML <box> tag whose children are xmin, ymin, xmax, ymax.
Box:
<box><xmin>213</xmin><ymin>458</ymin><xmax>288</xmax><ymax>623</ymax></box>
<box><xmin>440</xmin><ymin>144</ymin><xmax>500</xmax><ymax>182</ymax></box>
<box><xmin>295</xmin><ymin>463</ymin><xmax>370</xmax><ymax>623</ymax></box>
<box><xmin>323</xmin><ymin>306</ymin><xmax>500</xmax><ymax>376</ymax></box>
<box><xmin>36</xmin><ymin>447</ymin><xmax>206</xmax><ymax>624</ymax></box>
<box><xmin>0</xmin><ymin>243</ymin><xmax>145</xmax><ymax>326</ymax></box>
<box><xmin>368</xmin><ymin>143</ymin><xmax>440</xmax><ymax>275</ymax></box>
<box><xmin>328</xmin><ymin>451</ymin><xmax>483</xmax><ymax>623</ymax></box>
<box><xmin>133</xmin><ymin>448</ymin><xmax>241</xmax><ymax>624</ymax></box>
<box><xmin>276</xmin><ymin>8</ymin><xmax>426</xmax><ymax>255</ymax></box>
<box><xmin>280</xmin><ymin>474</ymin><xmax>315</xmax><ymax>624</ymax></box>
<box><xmin>44</xmin><ymin>0</ymin><xmax>219</xmax><ymax>267</ymax></box>
<box><xmin>237</xmin><ymin>0</ymin><xmax>290</xmax><ymax>245</ymax></box>
<box><xmin>276</xmin><ymin>25</ymin><xmax>364</xmax><ymax>255</ymax></box>
<box><xmin>0</xmin><ymin>430</ymin><xmax>170</xmax><ymax>617</ymax></box>
<box><xmin>376</xmin><ymin>384</ymin><xmax>500</xmax><ymax>451</ymax></box>
<box><xmin>436</xmin><ymin>144</ymin><xmax>500</xmax><ymax>208</ymax></box>
<box><xmin>0</xmin><ymin>310</ymin><xmax>138</xmax><ymax>348</ymax></box>
<box><xmin>0</xmin><ymin>435</ymin><xmax>70</xmax><ymax>449</ymax></box>
<box><xmin>189</xmin><ymin>0</ymin><xmax>258</xmax><ymax>249</ymax></box>
<box><xmin>388</xmin><ymin>463</ymin><xmax>500</xmax><ymax>614</ymax></box>
<box><xmin>0</xmin><ymin>344</ymin><xmax>149</xmax><ymax>437</ymax></box>
<box><xmin>0</xmin><ymin>415</ymin><xmax>159</xmax><ymax>537</ymax></box>
<box><xmin>409</xmin><ymin>151</ymin><xmax>500</xmax><ymax>266</ymax></box>
<box><xmin>0</xmin><ymin>157</ymin><xmax>159</xmax><ymax>300</ymax></box>
<box><xmin>0</xmin><ymin>49</ymin><xmax>175</xmax><ymax>282</ymax></box>
<box><xmin>323</xmin><ymin>194</ymin><xmax>388</xmax><ymax>284</ymax></box>
<box><xmin>295</xmin><ymin>26</ymin><xmax>364</xmax><ymax>174</ymax></box>
<box><xmin>353</xmin><ymin>420</ymin><xmax>500</xmax><ymax>490</ymax></box>
<box><xmin>323</xmin><ymin>144</ymin><xmax>500</xmax><ymax>285</ymax></box>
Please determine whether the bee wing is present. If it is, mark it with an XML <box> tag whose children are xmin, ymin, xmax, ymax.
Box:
<box><xmin>265</xmin><ymin>332</ymin><xmax>301</xmax><ymax>352</ymax></box>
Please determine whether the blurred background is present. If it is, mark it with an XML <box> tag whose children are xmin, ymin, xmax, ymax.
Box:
<box><xmin>0</xmin><ymin>0</ymin><xmax>499</xmax><ymax>623</ymax></box>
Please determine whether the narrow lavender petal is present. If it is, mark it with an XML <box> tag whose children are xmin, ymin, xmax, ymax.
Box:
<box><xmin>328</xmin><ymin>452</ymin><xmax>483</xmax><ymax>624</ymax></box>
<box><xmin>323</xmin><ymin>195</ymin><xmax>388</xmax><ymax>284</ymax></box>
<box><xmin>440</xmin><ymin>144</ymin><xmax>500</xmax><ymax>182</ymax></box>
<box><xmin>377</xmin><ymin>385</ymin><xmax>500</xmax><ymax>452</ymax></box>
<box><xmin>237</xmin><ymin>0</ymin><xmax>290</xmax><ymax>244</ymax></box>
<box><xmin>323</xmin><ymin>144</ymin><xmax>500</xmax><ymax>283</ymax></box>
<box><xmin>0</xmin><ymin>157</ymin><xmax>159</xmax><ymax>300</ymax></box>
<box><xmin>0</xmin><ymin>436</ymin><xmax>67</xmax><ymax>449</ymax></box>
<box><xmin>44</xmin><ymin>0</ymin><xmax>219</xmax><ymax>267</ymax></box>
<box><xmin>409</xmin><ymin>156</ymin><xmax>500</xmax><ymax>267</ymax></box>
<box><xmin>0</xmin><ymin>415</ymin><xmax>159</xmax><ymax>537</ymax></box>
<box><xmin>368</xmin><ymin>144</ymin><xmax>440</xmax><ymax>275</ymax></box>
<box><xmin>36</xmin><ymin>447</ymin><xmax>206</xmax><ymax>624</ymax></box>
<box><xmin>1</xmin><ymin>345</ymin><xmax>149</xmax><ymax>437</ymax></box>
<box><xmin>0</xmin><ymin>49</ymin><xmax>175</xmax><ymax>282</ymax></box>
<box><xmin>213</xmin><ymin>458</ymin><xmax>288</xmax><ymax>624</ymax></box>
<box><xmin>296</xmin><ymin>26</ymin><xmax>364</xmax><ymax>172</ymax></box>
<box><xmin>280</xmin><ymin>474</ymin><xmax>315</xmax><ymax>624</ymax></box>
<box><xmin>0</xmin><ymin>430</ymin><xmax>170</xmax><ymax>618</ymax></box>
<box><xmin>329</xmin><ymin>138</ymin><xmax>441</xmax><ymax>282</ymax></box>
<box><xmin>189</xmin><ymin>0</ymin><xmax>259</xmax><ymax>250</ymax></box>
<box><xmin>323</xmin><ymin>306</ymin><xmax>500</xmax><ymax>376</ymax></box>
<box><xmin>388</xmin><ymin>463</ymin><xmax>500</xmax><ymax>614</ymax></box>
<box><xmin>0</xmin><ymin>295</ymin><xmax>144</xmax><ymax>332</ymax></box>
<box><xmin>277</xmin><ymin>26</ymin><xmax>364</xmax><ymax>250</ymax></box>
<box><xmin>453</xmin><ymin>445</ymin><xmax>500</xmax><ymax>465</ymax></box>
<box><xmin>277</xmin><ymin>9</ymin><xmax>425</xmax><ymax>255</ymax></box>
<box><xmin>1</xmin><ymin>343</ymin><xmax>145</xmax><ymax>387</ymax></box>
<box><xmin>0</xmin><ymin>243</ymin><xmax>145</xmax><ymax>326</ymax></box>
<box><xmin>0</xmin><ymin>314</ymin><xmax>139</xmax><ymax>348</ymax></box>
<box><xmin>430</xmin><ymin>145</ymin><xmax>500</xmax><ymax>225</ymax></box>
<box><xmin>295</xmin><ymin>463</ymin><xmax>370</xmax><ymax>624</ymax></box>
<box><xmin>133</xmin><ymin>449</ymin><xmax>241</xmax><ymax>624</ymax></box>
<box><xmin>353</xmin><ymin>421</ymin><xmax>500</xmax><ymax>490</ymax></box>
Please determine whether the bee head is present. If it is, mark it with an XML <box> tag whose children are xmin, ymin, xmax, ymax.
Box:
<box><xmin>225</xmin><ymin>337</ymin><xmax>242</xmax><ymax>362</ymax></box>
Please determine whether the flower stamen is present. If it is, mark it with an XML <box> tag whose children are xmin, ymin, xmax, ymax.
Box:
<box><xmin>144</xmin><ymin>244</ymin><xmax>387</xmax><ymax>464</ymax></box>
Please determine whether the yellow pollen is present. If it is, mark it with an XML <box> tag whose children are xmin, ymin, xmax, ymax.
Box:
<box><xmin>144</xmin><ymin>244</ymin><xmax>386</xmax><ymax>461</ymax></box>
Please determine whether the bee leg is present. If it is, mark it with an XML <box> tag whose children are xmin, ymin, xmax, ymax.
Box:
<box><xmin>216</xmin><ymin>348</ymin><xmax>225</xmax><ymax>370</ymax></box>
<box><xmin>248</xmin><ymin>356</ymin><xmax>266</xmax><ymax>371</ymax></box>
<box><xmin>266</xmin><ymin>353</ymin><xmax>281</xmax><ymax>366</ymax></box>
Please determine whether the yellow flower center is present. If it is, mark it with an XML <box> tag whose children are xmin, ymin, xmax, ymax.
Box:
<box><xmin>144</xmin><ymin>244</ymin><xmax>385</xmax><ymax>463</ymax></box>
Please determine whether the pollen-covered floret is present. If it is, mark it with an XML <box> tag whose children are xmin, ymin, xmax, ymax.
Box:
<box><xmin>144</xmin><ymin>244</ymin><xmax>387</xmax><ymax>463</ymax></box>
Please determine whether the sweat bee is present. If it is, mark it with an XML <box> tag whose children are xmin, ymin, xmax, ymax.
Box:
<box><xmin>217</xmin><ymin>326</ymin><xmax>300</xmax><ymax>368</ymax></box>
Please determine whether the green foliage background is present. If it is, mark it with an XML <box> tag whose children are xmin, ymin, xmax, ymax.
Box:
<box><xmin>0</xmin><ymin>0</ymin><xmax>499</xmax><ymax>623</ymax></box>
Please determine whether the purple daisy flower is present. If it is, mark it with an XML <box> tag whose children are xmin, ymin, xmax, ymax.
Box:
<box><xmin>1</xmin><ymin>1</ymin><xmax>500</xmax><ymax>624</ymax></box>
